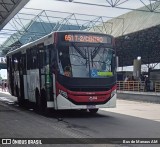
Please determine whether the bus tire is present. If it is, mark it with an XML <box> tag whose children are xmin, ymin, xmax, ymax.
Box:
<box><xmin>80</xmin><ymin>109</ymin><xmax>87</xmax><ymax>112</ymax></box>
<box><xmin>40</xmin><ymin>89</ymin><xmax>47</xmax><ymax>113</ymax></box>
<box><xmin>89</xmin><ymin>108</ymin><xmax>99</xmax><ymax>113</ymax></box>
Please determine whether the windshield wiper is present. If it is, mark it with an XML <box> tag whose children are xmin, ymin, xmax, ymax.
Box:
<box><xmin>91</xmin><ymin>44</ymin><xmax>103</xmax><ymax>59</ymax></box>
<box><xmin>71</xmin><ymin>43</ymin><xmax>86</xmax><ymax>59</ymax></box>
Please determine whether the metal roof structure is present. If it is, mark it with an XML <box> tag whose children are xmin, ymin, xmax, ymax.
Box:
<box><xmin>59</xmin><ymin>0</ymin><xmax>160</xmax><ymax>14</ymax></box>
<box><xmin>89</xmin><ymin>1</ymin><xmax>160</xmax><ymax>37</ymax></box>
<box><xmin>115</xmin><ymin>25</ymin><xmax>160</xmax><ymax>67</ymax></box>
<box><xmin>0</xmin><ymin>0</ymin><xmax>29</xmax><ymax>30</ymax></box>
<box><xmin>88</xmin><ymin>1</ymin><xmax>160</xmax><ymax>68</ymax></box>
<box><xmin>2</xmin><ymin>0</ymin><xmax>160</xmax><ymax>47</ymax></box>
<box><xmin>0</xmin><ymin>0</ymin><xmax>29</xmax><ymax>69</ymax></box>
<box><xmin>113</xmin><ymin>4</ymin><xmax>160</xmax><ymax>68</ymax></box>
<box><xmin>0</xmin><ymin>8</ymin><xmax>115</xmax><ymax>54</ymax></box>
<box><xmin>1</xmin><ymin>20</ymin><xmax>86</xmax><ymax>54</ymax></box>
<box><xmin>1</xmin><ymin>0</ymin><xmax>160</xmax><ymax>69</ymax></box>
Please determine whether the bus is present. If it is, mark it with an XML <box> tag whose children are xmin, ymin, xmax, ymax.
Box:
<box><xmin>6</xmin><ymin>31</ymin><xmax>117</xmax><ymax>113</ymax></box>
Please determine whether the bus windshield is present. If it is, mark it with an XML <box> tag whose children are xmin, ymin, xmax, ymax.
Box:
<box><xmin>58</xmin><ymin>44</ymin><xmax>115</xmax><ymax>78</ymax></box>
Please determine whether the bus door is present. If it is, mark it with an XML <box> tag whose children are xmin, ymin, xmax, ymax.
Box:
<box><xmin>38</xmin><ymin>44</ymin><xmax>54</xmax><ymax>107</ymax></box>
<box><xmin>7</xmin><ymin>56</ymin><xmax>14</xmax><ymax>95</ymax></box>
<box><xmin>12</xmin><ymin>54</ymin><xmax>20</xmax><ymax>97</ymax></box>
<box><xmin>18</xmin><ymin>53</ymin><xmax>26</xmax><ymax>101</ymax></box>
<box><xmin>26</xmin><ymin>47</ymin><xmax>40</xmax><ymax>102</ymax></box>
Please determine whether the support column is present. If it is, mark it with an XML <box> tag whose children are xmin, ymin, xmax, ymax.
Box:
<box><xmin>133</xmin><ymin>59</ymin><xmax>141</xmax><ymax>79</ymax></box>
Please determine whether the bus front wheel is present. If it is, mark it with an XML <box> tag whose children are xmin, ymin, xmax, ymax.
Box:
<box><xmin>88</xmin><ymin>108</ymin><xmax>99</xmax><ymax>113</ymax></box>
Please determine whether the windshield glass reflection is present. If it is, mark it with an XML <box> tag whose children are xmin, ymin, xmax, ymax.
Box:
<box><xmin>58</xmin><ymin>45</ymin><xmax>115</xmax><ymax>78</ymax></box>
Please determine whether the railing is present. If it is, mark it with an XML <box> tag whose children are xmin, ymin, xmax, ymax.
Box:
<box><xmin>117</xmin><ymin>81</ymin><xmax>145</xmax><ymax>92</ymax></box>
<box><xmin>155</xmin><ymin>82</ymin><xmax>160</xmax><ymax>92</ymax></box>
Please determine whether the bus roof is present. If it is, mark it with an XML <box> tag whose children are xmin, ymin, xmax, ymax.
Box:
<box><xmin>6</xmin><ymin>31</ymin><xmax>113</xmax><ymax>56</ymax></box>
<box><xmin>6</xmin><ymin>32</ymin><xmax>53</xmax><ymax>56</ymax></box>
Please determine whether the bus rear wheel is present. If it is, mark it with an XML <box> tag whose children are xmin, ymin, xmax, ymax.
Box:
<box><xmin>35</xmin><ymin>89</ymin><xmax>49</xmax><ymax>115</ymax></box>
<box><xmin>40</xmin><ymin>89</ymin><xmax>47</xmax><ymax>113</ymax></box>
<box><xmin>89</xmin><ymin>108</ymin><xmax>99</xmax><ymax>113</ymax></box>
<box><xmin>35</xmin><ymin>89</ymin><xmax>45</xmax><ymax>110</ymax></box>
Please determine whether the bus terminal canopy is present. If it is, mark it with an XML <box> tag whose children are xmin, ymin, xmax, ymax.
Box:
<box><xmin>0</xmin><ymin>0</ymin><xmax>29</xmax><ymax>30</ymax></box>
<box><xmin>88</xmin><ymin>1</ymin><xmax>160</xmax><ymax>67</ymax></box>
<box><xmin>1</xmin><ymin>0</ymin><xmax>160</xmax><ymax>68</ymax></box>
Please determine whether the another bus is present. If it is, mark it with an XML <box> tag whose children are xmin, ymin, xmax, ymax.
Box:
<box><xmin>6</xmin><ymin>31</ymin><xmax>117</xmax><ymax>113</ymax></box>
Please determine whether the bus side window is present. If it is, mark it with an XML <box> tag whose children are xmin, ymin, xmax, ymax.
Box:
<box><xmin>7</xmin><ymin>57</ymin><xmax>10</xmax><ymax>71</ymax></box>
<box><xmin>39</xmin><ymin>50</ymin><xmax>45</xmax><ymax>73</ymax></box>
<box><xmin>51</xmin><ymin>50</ymin><xmax>57</xmax><ymax>70</ymax></box>
<box><xmin>30</xmin><ymin>47</ymin><xmax>38</xmax><ymax>69</ymax></box>
<box><xmin>22</xmin><ymin>54</ymin><xmax>27</xmax><ymax>74</ymax></box>
<box><xmin>12</xmin><ymin>56</ymin><xmax>19</xmax><ymax>72</ymax></box>
<box><xmin>27</xmin><ymin>49</ymin><xmax>31</xmax><ymax>70</ymax></box>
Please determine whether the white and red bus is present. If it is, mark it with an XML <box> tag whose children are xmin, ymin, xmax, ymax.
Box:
<box><xmin>6</xmin><ymin>31</ymin><xmax>117</xmax><ymax>113</ymax></box>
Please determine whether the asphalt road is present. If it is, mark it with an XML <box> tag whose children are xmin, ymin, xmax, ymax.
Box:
<box><xmin>0</xmin><ymin>92</ymin><xmax>160</xmax><ymax>147</ymax></box>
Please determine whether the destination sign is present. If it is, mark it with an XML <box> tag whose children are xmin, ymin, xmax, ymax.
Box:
<box><xmin>64</xmin><ymin>34</ymin><xmax>111</xmax><ymax>44</ymax></box>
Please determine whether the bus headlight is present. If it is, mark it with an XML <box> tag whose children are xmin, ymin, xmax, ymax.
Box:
<box><xmin>111</xmin><ymin>89</ymin><xmax>116</xmax><ymax>98</ymax></box>
<box><xmin>59</xmin><ymin>90</ymin><xmax>68</xmax><ymax>98</ymax></box>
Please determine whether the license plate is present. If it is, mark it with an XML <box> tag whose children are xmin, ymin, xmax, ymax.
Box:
<box><xmin>87</xmin><ymin>105</ymin><xmax>96</xmax><ymax>109</ymax></box>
